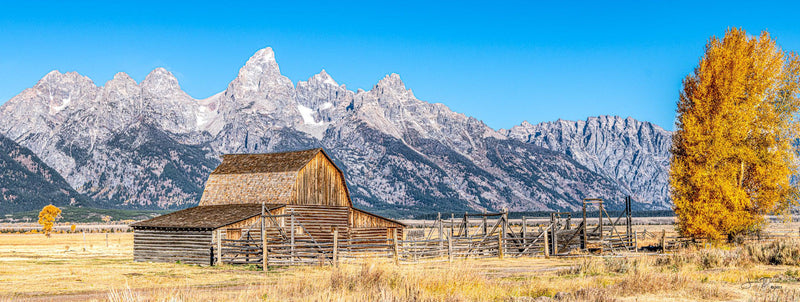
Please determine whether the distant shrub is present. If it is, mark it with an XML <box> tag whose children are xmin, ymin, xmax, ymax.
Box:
<box><xmin>37</xmin><ymin>204</ymin><xmax>61</xmax><ymax>237</ymax></box>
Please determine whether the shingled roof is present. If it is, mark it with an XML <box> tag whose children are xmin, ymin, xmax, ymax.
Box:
<box><xmin>213</xmin><ymin>148</ymin><xmax>323</xmax><ymax>174</ymax></box>
<box><xmin>131</xmin><ymin>204</ymin><xmax>284</xmax><ymax>230</ymax></box>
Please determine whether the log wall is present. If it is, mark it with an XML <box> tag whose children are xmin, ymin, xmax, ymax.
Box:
<box><xmin>133</xmin><ymin>229</ymin><xmax>213</xmax><ymax>265</ymax></box>
<box><xmin>284</xmin><ymin>204</ymin><xmax>350</xmax><ymax>241</ymax></box>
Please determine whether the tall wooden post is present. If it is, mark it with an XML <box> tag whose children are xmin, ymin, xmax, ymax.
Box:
<box><xmin>333</xmin><ymin>228</ymin><xmax>339</xmax><ymax>267</ymax></box>
<box><xmin>522</xmin><ymin>216</ymin><xmax>527</xmax><ymax>247</ymax></box>
<box><xmin>626</xmin><ymin>196</ymin><xmax>632</xmax><ymax>239</ymax></box>
<box><xmin>393</xmin><ymin>236</ymin><xmax>399</xmax><ymax>265</ymax></box>
<box><xmin>550</xmin><ymin>213</ymin><xmax>558</xmax><ymax>255</ymax></box>
<box><xmin>482</xmin><ymin>215</ymin><xmax>488</xmax><ymax>236</ymax></box>
<box><xmin>543</xmin><ymin>225</ymin><xmax>550</xmax><ymax>258</ymax></box>
<box><xmin>437</xmin><ymin>213</ymin><xmax>444</xmax><ymax>251</ymax></box>
<box><xmin>661</xmin><ymin>229</ymin><xmax>666</xmax><ymax>252</ymax></box>
<box><xmin>633</xmin><ymin>231</ymin><xmax>638</xmax><ymax>252</ymax></box>
<box><xmin>216</xmin><ymin>229</ymin><xmax>222</xmax><ymax>266</ymax></box>
<box><xmin>450</xmin><ymin>213</ymin><xmax>455</xmax><ymax>238</ymax></box>
<box><xmin>290</xmin><ymin>210</ymin><xmax>296</xmax><ymax>264</ymax></box>
<box><xmin>105</xmin><ymin>233</ymin><xmax>109</xmax><ymax>248</ymax></box>
<box><xmin>447</xmin><ymin>235</ymin><xmax>453</xmax><ymax>263</ymax></box>
<box><xmin>598</xmin><ymin>201</ymin><xmax>604</xmax><ymax>254</ymax></box>
<box><xmin>500</xmin><ymin>210</ymin><xmax>507</xmax><ymax>259</ymax></box>
<box><xmin>552</xmin><ymin>223</ymin><xmax>558</xmax><ymax>255</ymax></box>
<box><xmin>582</xmin><ymin>201</ymin><xmax>587</xmax><ymax>250</ymax></box>
<box><xmin>463</xmin><ymin>212</ymin><xmax>468</xmax><ymax>237</ymax></box>
<box><xmin>261</xmin><ymin>205</ymin><xmax>268</xmax><ymax>271</ymax></box>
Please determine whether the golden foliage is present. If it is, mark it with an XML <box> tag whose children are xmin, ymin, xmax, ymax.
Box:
<box><xmin>671</xmin><ymin>28</ymin><xmax>800</xmax><ymax>240</ymax></box>
<box><xmin>37</xmin><ymin>204</ymin><xmax>61</xmax><ymax>238</ymax></box>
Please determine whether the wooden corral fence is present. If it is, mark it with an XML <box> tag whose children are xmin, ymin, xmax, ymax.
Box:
<box><xmin>214</xmin><ymin>198</ymin><xmax>645</xmax><ymax>269</ymax></box>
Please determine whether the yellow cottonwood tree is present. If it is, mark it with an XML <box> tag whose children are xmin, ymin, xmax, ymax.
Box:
<box><xmin>38</xmin><ymin>204</ymin><xmax>61</xmax><ymax>237</ymax></box>
<box><xmin>671</xmin><ymin>28</ymin><xmax>800</xmax><ymax>240</ymax></box>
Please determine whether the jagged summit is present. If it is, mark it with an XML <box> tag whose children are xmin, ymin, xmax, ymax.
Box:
<box><xmin>141</xmin><ymin>67</ymin><xmax>184</xmax><ymax>97</ymax></box>
<box><xmin>374</xmin><ymin>73</ymin><xmax>406</xmax><ymax>91</ymax></box>
<box><xmin>227</xmin><ymin>47</ymin><xmax>294</xmax><ymax>101</ymax></box>
<box><xmin>111</xmin><ymin>72</ymin><xmax>135</xmax><ymax>83</ymax></box>
<box><xmin>38</xmin><ymin>70</ymin><xmax>95</xmax><ymax>87</ymax></box>
<box><xmin>247</xmin><ymin>47</ymin><xmax>277</xmax><ymax>64</ymax></box>
<box><xmin>237</xmin><ymin>47</ymin><xmax>281</xmax><ymax>78</ymax></box>
<box><xmin>310</xmin><ymin>69</ymin><xmax>338</xmax><ymax>86</ymax></box>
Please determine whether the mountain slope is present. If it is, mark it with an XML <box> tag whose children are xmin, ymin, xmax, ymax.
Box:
<box><xmin>0</xmin><ymin>47</ymin><xmax>670</xmax><ymax>216</ymax></box>
<box><xmin>501</xmin><ymin>116</ymin><xmax>673</xmax><ymax>209</ymax></box>
<box><xmin>0</xmin><ymin>134</ymin><xmax>92</xmax><ymax>214</ymax></box>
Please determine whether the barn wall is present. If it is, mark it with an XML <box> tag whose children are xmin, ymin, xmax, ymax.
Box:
<box><xmin>350</xmin><ymin>227</ymin><xmax>398</xmax><ymax>243</ymax></box>
<box><xmin>219</xmin><ymin>207</ymin><xmax>287</xmax><ymax>242</ymax></box>
<box><xmin>284</xmin><ymin>204</ymin><xmax>350</xmax><ymax>241</ymax></box>
<box><xmin>293</xmin><ymin>153</ymin><xmax>350</xmax><ymax>207</ymax></box>
<box><xmin>133</xmin><ymin>229</ymin><xmax>213</xmax><ymax>265</ymax></box>
<box><xmin>350</xmin><ymin>209</ymin><xmax>404</xmax><ymax>228</ymax></box>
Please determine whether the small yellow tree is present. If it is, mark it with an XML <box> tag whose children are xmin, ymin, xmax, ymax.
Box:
<box><xmin>38</xmin><ymin>204</ymin><xmax>62</xmax><ymax>237</ymax></box>
<box><xmin>671</xmin><ymin>28</ymin><xmax>800</xmax><ymax>240</ymax></box>
<box><xmin>101</xmin><ymin>215</ymin><xmax>112</xmax><ymax>223</ymax></box>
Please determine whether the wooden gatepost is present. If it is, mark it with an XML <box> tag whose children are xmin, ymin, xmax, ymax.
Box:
<box><xmin>581</xmin><ymin>197</ymin><xmax>635</xmax><ymax>253</ymax></box>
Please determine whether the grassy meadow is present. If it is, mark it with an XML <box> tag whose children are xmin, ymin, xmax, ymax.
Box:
<box><xmin>1</xmin><ymin>225</ymin><xmax>800</xmax><ymax>301</ymax></box>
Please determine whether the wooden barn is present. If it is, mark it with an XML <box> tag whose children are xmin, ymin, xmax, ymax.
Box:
<box><xmin>131</xmin><ymin>148</ymin><xmax>405</xmax><ymax>265</ymax></box>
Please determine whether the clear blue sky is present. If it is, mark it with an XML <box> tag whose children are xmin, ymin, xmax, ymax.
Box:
<box><xmin>2</xmin><ymin>1</ymin><xmax>799</xmax><ymax>131</ymax></box>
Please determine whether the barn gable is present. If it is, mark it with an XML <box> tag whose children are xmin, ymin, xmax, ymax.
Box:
<box><xmin>199</xmin><ymin>148</ymin><xmax>352</xmax><ymax>207</ymax></box>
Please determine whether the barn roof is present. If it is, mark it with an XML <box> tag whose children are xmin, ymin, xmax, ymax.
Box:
<box><xmin>214</xmin><ymin>148</ymin><xmax>323</xmax><ymax>174</ymax></box>
<box><xmin>198</xmin><ymin>148</ymin><xmax>353</xmax><ymax>207</ymax></box>
<box><xmin>131</xmin><ymin>204</ymin><xmax>284</xmax><ymax>230</ymax></box>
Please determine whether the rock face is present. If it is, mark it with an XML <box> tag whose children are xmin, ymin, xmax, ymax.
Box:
<box><xmin>0</xmin><ymin>134</ymin><xmax>92</xmax><ymax>214</ymax></box>
<box><xmin>0</xmin><ymin>47</ymin><xmax>671</xmax><ymax>216</ymax></box>
<box><xmin>501</xmin><ymin>116</ymin><xmax>673</xmax><ymax>209</ymax></box>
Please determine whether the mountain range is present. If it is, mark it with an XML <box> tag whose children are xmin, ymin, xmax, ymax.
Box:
<box><xmin>0</xmin><ymin>47</ymin><xmax>673</xmax><ymax>217</ymax></box>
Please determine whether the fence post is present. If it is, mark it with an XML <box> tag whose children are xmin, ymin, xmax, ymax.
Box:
<box><xmin>333</xmin><ymin>228</ymin><xmax>339</xmax><ymax>267</ymax></box>
<box><xmin>261</xmin><ymin>215</ymin><xmax>268</xmax><ymax>271</ymax></box>
<box><xmin>498</xmin><ymin>231</ymin><xmax>504</xmax><ymax>259</ymax></box>
<box><xmin>106</xmin><ymin>233</ymin><xmax>109</xmax><ymax>248</ymax></box>
<box><xmin>598</xmin><ymin>202</ymin><xmax>604</xmax><ymax>254</ymax></box>
<box><xmin>626</xmin><ymin>196</ymin><xmax>632</xmax><ymax>238</ymax></box>
<box><xmin>634</xmin><ymin>231</ymin><xmax>638</xmax><ymax>252</ymax></box>
<box><xmin>483</xmin><ymin>214</ymin><xmax>488</xmax><ymax>236</ymax></box>
<box><xmin>448</xmin><ymin>235</ymin><xmax>453</xmax><ymax>263</ymax></box>
<box><xmin>450</xmin><ymin>213</ymin><xmax>455</xmax><ymax>238</ymax></box>
<box><xmin>393</xmin><ymin>236</ymin><xmax>399</xmax><ymax>265</ymax></box>
<box><xmin>661</xmin><ymin>229</ymin><xmax>666</xmax><ymax>251</ymax></box>
<box><xmin>438</xmin><ymin>213</ymin><xmax>444</xmax><ymax>252</ymax></box>
<box><xmin>544</xmin><ymin>225</ymin><xmax>550</xmax><ymax>258</ymax></box>
<box><xmin>581</xmin><ymin>201</ymin><xmax>587</xmax><ymax>250</ymax></box>
<box><xmin>216</xmin><ymin>229</ymin><xmax>222</xmax><ymax>266</ymax></box>
<box><xmin>290</xmin><ymin>210</ymin><xmax>296</xmax><ymax>264</ymax></box>
<box><xmin>522</xmin><ymin>216</ymin><xmax>527</xmax><ymax>247</ymax></box>
<box><xmin>552</xmin><ymin>223</ymin><xmax>558</xmax><ymax>256</ymax></box>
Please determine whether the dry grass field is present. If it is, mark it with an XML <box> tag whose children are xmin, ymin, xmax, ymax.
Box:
<box><xmin>1</xmin><ymin>223</ymin><xmax>800</xmax><ymax>301</ymax></box>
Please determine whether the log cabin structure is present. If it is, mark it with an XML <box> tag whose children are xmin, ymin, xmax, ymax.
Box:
<box><xmin>131</xmin><ymin>148</ymin><xmax>405</xmax><ymax>265</ymax></box>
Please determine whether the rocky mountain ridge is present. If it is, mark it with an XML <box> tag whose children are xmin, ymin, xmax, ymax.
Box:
<box><xmin>0</xmin><ymin>47</ymin><xmax>672</xmax><ymax>216</ymax></box>
<box><xmin>0</xmin><ymin>134</ymin><xmax>92</xmax><ymax>214</ymax></box>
